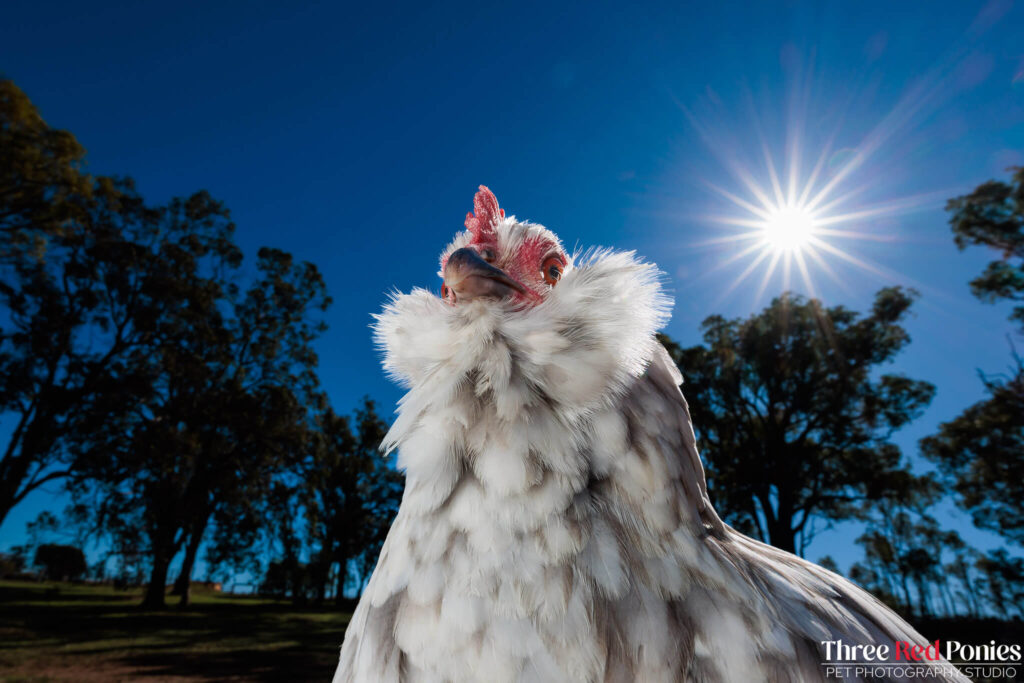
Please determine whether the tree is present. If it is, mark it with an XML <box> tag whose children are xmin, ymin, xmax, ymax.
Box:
<box><xmin>73</xmin><ymin>236</ymin><xmax>329</xmax><ymax>608</ymax></box>
<box><xmin>946</xmin><ymin>165</ymin><xmax>1024</xmax><ymax>329</ymax></box>
<box><xmin>33</xmin><ymin>543</ymin><xmax>86</xmax><ymax>581</ymax></box>
<box><xmin>837</xmin><ymin>472</ymin><xmax>988</xmax><ymax>620</ymax></box>
<box><xmin>0</xmin><ymin>552</ymin><xmax>25</xmax><ymax>577</ymax></box>
<box><xmin>944</xmin><ymin>538</ymin><xmax>984</xmax><ymax>619</ymax></box>
<box><xmin>920</xmin><ymin>167</ymin><xmax>1024</xmax><ymax>547</ymax></box>
<box><xmin>163</xmin><ymin>247</ymin><xmax>329</xmax><ymax>607</ymax></box>
<box><xmin>0</xmin><ymin>81</ymin><xmax>161</xmax><ymax>526</ymax></box>
<box><xmin>0</xmin><ymin>80</ymin><xmax>90</xmax><ymax>248</ymax></box>
<box><xmin>303</xmin><ymin>399</ymin><xmax>403</xmax><ymax>605</ymax></box>
<box><xmin>920</xmin><ymin>359</ymin><xmax>1024</xmax><ymax>545</ymax></box>
<box><xmin>817</xmin><ymin>555</ymin><xmax>840</xmax><ymax>574</ymax></box>
<box><xmin>661</xmin><ymin>288</ymin><xmax>935</xmax><ymax>554</ymax></box>
<box><xmin>261</xmin><ymin>479</ymin><xmax>310</xmax><ymax>604</ymax></box>
<box><xmin>851</xmin><ymin>509</ymin><xmax>963</xmax><ymax>619</ymax></box>
<box><xmin>975</xmin><ymin>549</ymin><xmax>1024</xmax><ymax>619</ymax></box>
<box><xmin>63</xmin><ymin>189</ymin><xmax>236</xmax><ymax>608</ymax></box>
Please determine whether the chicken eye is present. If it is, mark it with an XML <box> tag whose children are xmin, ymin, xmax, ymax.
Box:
<box><xmin>480</xmin><ymin>248</ymin><xmax>496</xmax><ymax>262</ymax></box>
<box><xmin>441</xmin><ymin>283</ymin><xmax>455</xmax><ymax>303</ymax></box>
<box><xmin>542</xmin><ymin>256</ymin><xmax>564</xmax><ymax>286</ymax></box>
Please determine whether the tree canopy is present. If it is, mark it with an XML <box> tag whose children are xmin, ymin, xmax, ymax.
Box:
<box><xmin>661</xmin><ymin>287</ymin><xmax>935</xmax><ymax>554</ymax></box>
<box><xmin>34</xmin><ymin>543</ymin><xmax>87</xmax><ymax>581</ymax></box>
<box><xmin>1</xmin><ymin>79</ymin><xmax>336</xmax><ymax>608</ymax></box>
<box><xmin>946</xmin><ymin>165</ymin><xmax>1024</xmax><ymax>329</ymax></box>
<box><xmin>302</xmin><ymin>399</ymin><xmax>403</xmax><ymax>605</ymax></box>
<box><xmin>920</xmin><ymin>364</ymin><xmax>1023</xmax><ymax>545</ymax></box>
<box><xmin>863</xmin><ymin>166</ymin><xmax>1024</xmax><ymax>620</ymax></box>
<box><xmin>918</xmin><ymin>167</ymin><xmax>1024</xmax><ymax>548</ymax></box>
<box><xmin>0</xmin><ymin>79</ymin><xmax>90</xmax><ymax>247</ymax></box>
<box><xmin>0</xmin><ymin>79</ymin><xmax>164</xmax><ymax>526</ymax></box>
<box><xmin>69</xmin><ymin>222</ymin><xmax>330</xmax><ymax>608</ymax></box>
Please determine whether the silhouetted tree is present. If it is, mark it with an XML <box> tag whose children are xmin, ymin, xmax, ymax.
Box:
<box><xmin>848</xmin><ymin>477</ymin><xmax>989</xmax><ymax>620</ymax></box>
<box><xmin>70</xmin><ymin>210</ymin><xmax>329</xmax><ymax>608</ymax></box>
<box><xmin>261</xmin><ymin>479</ymin><xmax>309</xmax><ymax>604</ymax></box>
<box><xmin>661</xmin><ymin>288</ymin><xmax>935</xmax><ymax>554</ymax></box>
<box><xmin>303</xmin><ymin>399</ymin><xmax>402</xmax><ymax>605</ymax></box>
<box><xmin>975</xmin><ymin>549</ymin><xmax>1024</xmax><ymax>618</ymax></box>
<box><xmin>921</xmin><ymin>360</ymin><xmax>1024</xmax><ymax>546</ymax></box>
<box><xmin>947</xmin><ymin>165</ymin><xmax>1024</xmax><ymax>330</ymax></box>
<box><xmin>0</xmin><ymin>80</ymin><xmax>90</xmax><ymax>247</ymax></box>
<box><xmin>0</xmin><ymin>551</ymin><xmax>25</xmax><ymax>577</ymax></box>
<box><xmin>817</xmin><ymin>555</ymin><xmax>840</xmax><ymax>574</ymax></box>
<box><xmin>943</xmin><ymin>538</ymin><xmax>984</xmax><ymax>618</ymax></box>
<box><xmin>0</xmin><ymin>81</ymin><xmax>162</xmax><ymax>526</ymax></box>
<box><xmin>919</xmin><ymin>168</ymin><xmax>1024</xmax><ymax>548</ymax></box>
<box><xmin>33</xmin><ymin>543</ymin><xmax>86</xmax><ymax>581</ymax></box>
<box><xmin>261</xmin><ymin>558</ymin><xmax>315</xmax><ymax>601</ymax></box>
<box><xmin>164</xmin><ymin>248</ymin><xmax>329</xmax><ymax>606</ymax></box>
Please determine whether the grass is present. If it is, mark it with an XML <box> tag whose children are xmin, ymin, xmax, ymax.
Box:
<box><xmin>0</xmin><ymin>580</ymin><xmax>350</xmax><ymax>682</ymax></box>
<box><xmin>4</xmin><ymin>579</ymin><xmax>1021</xmax><ymax>682</ymax></box>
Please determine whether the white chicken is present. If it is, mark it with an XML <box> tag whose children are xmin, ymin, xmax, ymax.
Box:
<box><xmin>333</xmin><ymin>186</ymin><xmax>967</xmax><ymax>683</ymax></box>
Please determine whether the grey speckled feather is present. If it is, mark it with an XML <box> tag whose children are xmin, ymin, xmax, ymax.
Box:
<box><xmin>333</xmin><ymin>195</ymin><xmax>968</xmax><ymax>683</ymax></box>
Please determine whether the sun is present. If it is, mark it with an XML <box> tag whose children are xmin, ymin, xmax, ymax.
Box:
<box><xmin>680</xmin><ymin>74</ymin><xmax>949</xmax><ymax>307</ymax></box>
<box><xmin>762</xmin><ymin>205</ymin><xmax>817</xmax><ymax>253</ymax></box>
<box><xmin>690</xmin><ymin>138</ymin><xmax>935</xmax><ymax>304</ymax></box>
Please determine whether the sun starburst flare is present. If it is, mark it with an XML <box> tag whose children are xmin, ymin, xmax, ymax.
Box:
<box><xmin>675</xmin><ymin>44</ymin><xmax>980</xmax><ymax>309</ymax></box>
<box><xmin>684</xmin><ymin>113</ymin><xmax>953</xmax><ymax>309</ymax></box>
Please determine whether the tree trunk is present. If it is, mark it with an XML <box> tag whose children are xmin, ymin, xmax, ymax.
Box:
<box><xmin>315</xmin><ymin>565</ymin><xmax>328</xmax><ymax>604</ymax></box>
<box><xmin>0</xmin><ymin>435</ymin><xmax>33</xmax><ymax>530</ymax></box>
<box><xmin>173</xmin><ymin>515</ymin><xmax>209</xmax><ymax>607</ymax></box>
<box><xmin>765</xmin><ymin>512</ymin><xmax>797</xmax><ymax>554</ymax></box>
<box><xmin>142</xmin><ymin>550</ymin><xmax>171</xmax><ymax>609</ymax></box>
<box><xmin>0</xmin><ymin>494</ymin><xmax>15</xmax><ymax>531</ymax></box>
<box><xmin>898</xmin><ymin>574</ymin><xmax>914</xmax><ymax>616</ymax></box>
<box><xmin>334</xmin><ymin>557</ymin><xmax>348</xmax><ymax>607</ymax></box>
<box><xmin>0</xmin><ymin>404</ymin><xmax>70</xmax><ymax>530</ymax></box>
<box><xmin>313</xmin><ymin>552</ymin><xmax>331</xmax><ymax>604</ymax></box>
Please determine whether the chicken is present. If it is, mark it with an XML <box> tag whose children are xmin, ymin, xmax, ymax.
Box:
<box><xmin>333</xmin><ymin>186</ymin><xmax>967</xmax><ymax>683</ymax></box>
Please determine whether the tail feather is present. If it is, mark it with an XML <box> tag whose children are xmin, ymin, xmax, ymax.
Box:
<box><xmin>721</xmin><ymin>530</ymin><xmax>970</xmax><ymax>682</ymax></box>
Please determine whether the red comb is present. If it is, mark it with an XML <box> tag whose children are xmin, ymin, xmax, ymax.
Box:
<box><xmin>464</xmin><ymin>185</ymin><xmax>504</xmax><ymax>241</ymax></box>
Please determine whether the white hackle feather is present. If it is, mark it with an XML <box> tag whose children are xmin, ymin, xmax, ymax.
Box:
<box><xmin>334</xmin><ymin>199</ymin><xmax>968</xmax><ymax>683</ymax></box>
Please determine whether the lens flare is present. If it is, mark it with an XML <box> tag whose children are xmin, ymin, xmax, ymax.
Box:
<box><xmin>762</xmin><ymin>206</ymin><xmax>817</xmax><ymax>253</ymax></box>
<box><xmin>673</xmin><ymin>38</ymin><xmax>993</xmax><ymax>308</ymax></box>
<box><xmin>681</xmin><ymin>84</ymin><xmax>951</xmax><ymax>307</ymax></box>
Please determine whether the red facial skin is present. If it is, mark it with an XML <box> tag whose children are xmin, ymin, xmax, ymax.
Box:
<box><xmin>440</xmin><ymin>186</ymin><xmax>566</xmax><ymax>306</ymax></box>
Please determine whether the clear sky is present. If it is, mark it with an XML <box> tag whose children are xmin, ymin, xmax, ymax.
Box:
<box><xmin>1</xmin><ymin>0</ymin><xmax>1022</xmax><ymax>576</ymax></box>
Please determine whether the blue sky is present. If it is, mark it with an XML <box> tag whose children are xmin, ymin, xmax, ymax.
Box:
<box><xmin>1</xmin><ymin>0</ymin><xmax>1022</xmax><ymax>575</ymax></box>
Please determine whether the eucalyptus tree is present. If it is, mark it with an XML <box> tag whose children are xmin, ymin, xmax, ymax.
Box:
<box><xmin>0</xmin><ymin>80</ymin><xmax>153</xmax><ymax>525</ymax></box>
<box><xmin>303</xmin><ymin>399</ymin><xmax>402</xmax><ymax>605</ymax></box>
<box><xmin>75</xmin><ymin>235</ymin><xmax>329</xmax><ymax>608</ymax></box>
<box><xmin>921</xmin><ymin>166</ymin><xmax>1024</xmax><ymax>547</ymax></box>
<box><xmin>661</xmin><ymin>288</ymin><xmax>935</xmax><ymax>555</ymax></box>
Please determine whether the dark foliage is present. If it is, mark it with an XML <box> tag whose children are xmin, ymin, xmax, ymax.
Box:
<box><xmin>34</xmin><ymin>543</ymin><xmax>87</xmax><ymax>581</ymax></box>
<box><xmin>0</xmin><ymin>551</ymin><xmax>26</xmax><ymax>577</ymax></box>
<box><xmin>921</xmin><ymin>362</ymin><xmax>1024</xmax><ymax>546</ymax></box>
<box><xmin>69</xmin><ymin>229</ymin><xmax>330</xmax><ymax>608</ymax></box>
<box><xmin>0</xmin><ymin>80</ymin><xmax>158</xmax><ymax>526</ymax></box>
<box><xmin>947</xmin><ymin>165</ymin><xmax>1024</xmax><ymax>329</ymax></box>
<box><xmin>263</xmin><ymin>398</ymin><xmax>403</xmax><ymax>606</ymax></box>
<box><xmin>661</xmin><ymin>288</ymin><xmax>935</xmax><ymax>554</ymax></box>
<box><xmin>919</xmin><ymin>167</ymin><xmax>1024</xmax><ymax>549</ymax></box>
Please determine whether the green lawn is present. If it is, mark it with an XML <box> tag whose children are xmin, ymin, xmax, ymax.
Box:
<box><xmin>0</xmin><ymin>580</ymin><xmax>350</xmax><ymax>682</ymax></box>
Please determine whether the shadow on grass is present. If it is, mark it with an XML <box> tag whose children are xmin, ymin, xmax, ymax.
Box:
<box><xmin>0</xmin><ymin>584</ymin><xmax>139</xmax><ymax>604</ymax></box>
<box><xmin>0</xmin><ymin>581</ymin><xmax>350</xmax><ymax>681</ymax></box>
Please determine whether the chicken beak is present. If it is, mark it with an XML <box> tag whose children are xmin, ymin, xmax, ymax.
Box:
<box><xmin>443</xmin><ymin>248</ymin><xmax>526</xmax><ymax>303</ymax></box>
